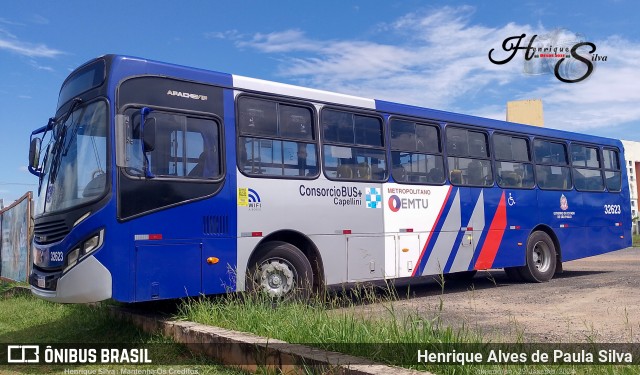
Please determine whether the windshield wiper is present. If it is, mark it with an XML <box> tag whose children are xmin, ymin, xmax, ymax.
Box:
<box><xmin>49</xmin><ymin>98</ymin><xmax>83</xmax><ymax>184</ymax></box>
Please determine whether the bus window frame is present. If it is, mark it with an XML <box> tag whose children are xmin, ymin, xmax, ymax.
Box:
<box><xmin>492</xmin><ymin>132</ymin><xmax>535</xmax><ymax>190</ymax></box>
<box><xmin>603</xmin><ymin>146</ymin><xmax>622</xmax><ymax>192</ymax></box>
<box><xmin>533</xmin><ymin>137</ymin><xmax>573</xmax><ymax>191</ymax></box>
<box><xmin>444</xmin><ymin>124</ymin><xmax>494</xmax><ymax>187</ymax></box>
<box><xmin>570</xmin><ymin>142</ymin><xmax>605</xmax><ymax>192</ymax></box>
<box><xmin>119</xmin><ymin>104</ymin><xmax>225</xmax><ymax>184</ymax></box>
<box><xmin>235</xmin><ymin>94</ymin><xmax>320</xmax><ymax>180</ymax></box>
<box><xmin>320</xmin><ymin>106</ymin><xmax>388</xmax><ymax>183</ymax></box>
<box><xmin>388</xmin><ymin>115</ymin><xmax>445</xmax><ymax>186</ymax></box>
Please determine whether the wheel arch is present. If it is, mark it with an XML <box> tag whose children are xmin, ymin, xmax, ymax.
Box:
<box><xmin>248</xmin><ymin>230</ymin><xmax>325</xmax><ymax>291</ymax></box>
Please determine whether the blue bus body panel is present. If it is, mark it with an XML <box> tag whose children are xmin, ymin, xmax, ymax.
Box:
<box><xmin>375</xmin><ymin>98</ymin><xmax>632</xmax><ymax>274</ymax></box>
<box><xmin>92</xmin><ymin>56</ymin><xmax>238</xmax><ymax>302</ymax></box>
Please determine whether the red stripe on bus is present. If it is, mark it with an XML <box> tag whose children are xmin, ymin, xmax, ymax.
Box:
<box><xmin>412</xmin><ymin>185</ymin><xmax>453</xmax><ymax>277</ymax></box>
<box><xmin>474</xmin><ymin>192</ymin><xmax>507</xmax><ymax>270</ymax></box>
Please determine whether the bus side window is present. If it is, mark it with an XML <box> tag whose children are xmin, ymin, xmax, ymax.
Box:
<box><xmin>493</xmin><ymin>133</ymin><xmax>533</xmax><ymax>189</ymax></box>
<box><xmin>533</xmin><ymin>139</ymin><xmax>571</xmax><ymax>190</ymax></box>
<box><xmin>446</xmin><ymin>127</ymin><xmax>492</xmax><ymax>187</ymax></box>
<box><xmin>237</xmin><ymin>96</ymin><xmax>318</xmax><ymax>178</ymax></box>
<box><xmin>603</xmin><ymin>148</ymin><xmax>622</xmax><ymax>191</ymax></box>
<box><xmin>322</xmin><ymin>109</ymin><xmax>386</xmax><ymax>181</ymax></box>
<box><xmin>389</xmin><ymin>119</ymin><xmax>443</xmax><ymax>184</ymax></box>
<box><xmin>238</xmin><ymin>98</ymin><xmax>277</xmax><ymax>137</ymax></box>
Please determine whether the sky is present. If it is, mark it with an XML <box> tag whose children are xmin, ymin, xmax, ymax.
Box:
<box><xmin>1</xmin><ymin>1</ymin><xmax>639</xmax><ymax>204</ymax></box>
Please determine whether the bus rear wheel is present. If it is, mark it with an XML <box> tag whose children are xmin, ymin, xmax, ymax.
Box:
<box><xmin>519</xmin><ymin>231</ymin><xmax>557</xmax><ymax>282</ymax></box>
<box><xmin>247</xmin><ymin>241</ymin><xmax>314</xmax><ymax>300</ymax></box>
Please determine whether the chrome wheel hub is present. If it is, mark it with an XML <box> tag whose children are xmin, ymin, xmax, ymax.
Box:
<box><xmin>257</xmin><ymin>259</ymin><xmax>295</xmax><ymax>297</ymax></box>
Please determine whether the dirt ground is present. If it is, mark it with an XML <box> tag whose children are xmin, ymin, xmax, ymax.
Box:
<box><xmin>352</xmin><ymin>247</ymin><xmax>640</xmax><ymax>343</ymax></box>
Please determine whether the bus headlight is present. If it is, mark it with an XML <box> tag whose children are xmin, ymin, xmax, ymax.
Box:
<box><xmin>65</xmin><ymin>248</ymin><xmax>80</xmax><ymax>272</ymax></box>
<box><xmin>64</xmin><ymin>229</ymin><xmax>104</xmax><ymax>273</ymax></box>
<box><xmin>82</xmin><ymin>232</ymin><xmax>102</xmax><ymax>256</ymax></box>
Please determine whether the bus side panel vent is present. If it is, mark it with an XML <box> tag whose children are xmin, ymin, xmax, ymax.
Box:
<box><xmin>203</xmin><ymin>215</ymin><xmax>229</xmax><ymax>236</ymax></box>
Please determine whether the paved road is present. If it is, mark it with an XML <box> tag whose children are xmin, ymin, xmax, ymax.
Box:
<box><xmin>351</xmin><ymin>247</ymin><xmax>640</xmax><ymax>343</ymax></box>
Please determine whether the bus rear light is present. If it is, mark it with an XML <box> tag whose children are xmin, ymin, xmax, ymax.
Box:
<box><xmin>620</xmin><ymin>235</ymin><xmax>624</xmax><ymax>239</ymax></box>
<box><xmin>615</xmin><ymin>222</ymin><xmax>622</xmax><ymax>227</ymax></box>
<box><xmin>517</xmin><ymin>242</ymin><xmax>523</xmax><ymax>246</ymax></box>
<box><xmin>401</xmin><ymin>248</ymin><xmax>410</xmax><ymax>253</ymax></box>
<box><xmin>509</xmin><ymin>226</ymin><xmax>521</xmax><ymax>230</ymax></box>
<box><xmin>206</xmin><ymin>257</ymin><xmax>220</xmax><ymax>264</ymax></box>
<box><xmin>400</xmin><ymin>228</ymin><xmax>413</xmax><ymax>233</ymax></box>
<box><xmin>560</xmin><ymin>224</ymin><xmax>569</xmax><ymax>228</ymax></box>
<box><xmin>342</xmin><ymin>229</ymin><xmax>352</xmax><ymax>235</ymax></box>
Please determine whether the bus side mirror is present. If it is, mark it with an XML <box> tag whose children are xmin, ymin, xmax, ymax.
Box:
<box><xmin>28</xmin><ymin>137</ymin><xmax>42</xmax><ymax>176</ymax></box>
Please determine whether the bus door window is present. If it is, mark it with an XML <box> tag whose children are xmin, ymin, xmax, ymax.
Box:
<box><xmin>125</xmin><ymin>110</ymin><xmax>220</xmax><ymax>180</ymax></box>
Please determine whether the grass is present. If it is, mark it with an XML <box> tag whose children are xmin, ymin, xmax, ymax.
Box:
<box><xmin>2</xmin><ymin>280</ymin><xmax>638</xmax><ymax>374</ymax></box>
<box><xmin>177</xmin><ymin>284</ymin><xmax>640</xmax><ymax>375</ymax></box>
<box><xmin>632</xmin><ymin>234</ymin><xmax>640</xmax><ymax>247</ymax></box>
<box><xmin>0</xmin><ymin>282</ymin><xmax>245</xmax><ymax>375</ymax></box>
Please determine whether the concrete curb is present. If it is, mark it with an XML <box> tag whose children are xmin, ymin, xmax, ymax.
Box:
<box><xmin>109</xmin><ymin>307</ymin><xmax>432</xmax><ymax>374</ymax></box>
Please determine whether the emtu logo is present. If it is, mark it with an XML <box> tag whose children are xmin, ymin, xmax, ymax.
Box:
<box><xmin>388</xmin><ymin>195</ymin><xmax>402</xmax><ymax>212</ymax></box>
<box><xmin>388</xmin><ymin>195</ymin><xmax>429</xmax><ymax>212</ymax></box>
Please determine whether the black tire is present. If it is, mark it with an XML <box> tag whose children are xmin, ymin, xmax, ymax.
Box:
<box><xmin>518</xmin><ymin>231</ymin><xmax>557</xmax><ymax>282</ymax></box>
<box><xmin>504</xmin><ymin>267</ymin><xmax>523</xmax><ymax>282</ymax></box>
<box><xmin>445</xmin><ymin>270</ymin><xmax>478</xmax><ymax>281</ymax></box>
<box><xmin>246</xmin><ymin>241</ymin><xmax>314</xmax><ymax>300</ymax></box>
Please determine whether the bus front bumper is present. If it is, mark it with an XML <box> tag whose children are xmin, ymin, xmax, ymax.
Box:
<box><xmin>30</xmin><ymin>255</ymin><xmax>112</xmax><ymax>303</ymax></box>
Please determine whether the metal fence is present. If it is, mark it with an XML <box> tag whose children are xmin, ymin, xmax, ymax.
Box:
<box><xmin>0</xmin><ymin>192</ymin><xmax>32</xmax><ymax>282</ymax></box>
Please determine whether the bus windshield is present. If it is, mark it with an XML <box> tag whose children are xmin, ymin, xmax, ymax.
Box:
<box><xmin>36</xmin><ymin>100</ymin><xmax>108</xmax><ymax>215</ymax></box>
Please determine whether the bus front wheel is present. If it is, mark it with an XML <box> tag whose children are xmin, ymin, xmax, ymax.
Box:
<box><xmin>519</xmin><ymin>231</ymin><xmax>557</xmax><ymax>282</ymax></box>
<box><xmin>247</xmin><ymin>241</ymin><xmax>314</xmax><ymax>300</ymax></box>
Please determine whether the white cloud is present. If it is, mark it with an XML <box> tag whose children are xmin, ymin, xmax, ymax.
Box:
<box><xmin>0</xmin><ymin>31</ymin><xmax>63</xmax><ymax>58</ymax></box>
<box><xmin>224</xmin><ymin>6</ymin><xmax>640</xmax><ymax>134</ymax></box>
<box><xmin>235</xmin><ymin>7</ymin><xmax>533</xmax><ymax>110</ymax></box>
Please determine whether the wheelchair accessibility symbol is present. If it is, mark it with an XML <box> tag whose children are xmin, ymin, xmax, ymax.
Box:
<box><xmin>508</xmin><ymin>193</ymin><xmax>516</xmax><ymax>207</ymax></box>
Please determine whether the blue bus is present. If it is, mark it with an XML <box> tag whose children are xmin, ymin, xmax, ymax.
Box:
<box><xmin>27</xmin><ymin>55</ymin><xmax>631</xmax><ymax>303</ymax></box>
